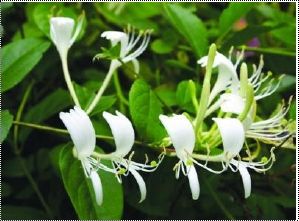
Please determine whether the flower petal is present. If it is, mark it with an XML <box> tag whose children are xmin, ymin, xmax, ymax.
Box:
<box><xmin>220</xmin><ymin>93</ymin><xmax>244</xmax><ymax>114</ymax></box>
<box><xmin>90</xmin><ymin>170</ymin><xmax>103</xmax><ymax>205</ymax></box>
<box><xmin>198</xmin><ymin>52</ymin><xmax>239</xmax><ymax>104</ymax></box>
<box><xmin>159</xmin><ymin>114</ymin><xmax>195</xmax><ymax>161</ymax></box>
<box><xmin>213</xmin><ymin>118</ymin><xmax>245</xmax><ymax>157</ymax></box>
<box><xmin>187</xmin><ymin>165</ymin><xmax>200</xmax><ymax>200</ymax></box>
<box><xmin>59</xmin><ymin>106</ymin><xmax>96</xmax><ymax>159</ymax></box>
<box><xmin>101</xmin><ymin>31</ymin><xmax>129</xmax><ymax>56</ymax></box>
<box><xmin>239</xmin><ymin>164</ymin><xmax>251</xmax><ymax>198</ymax></box>
<box><xmin>50</xmin><ymin>17</ymin><xmax>75</xmax><ymax>56</ymax></box>
<box><xmin>231</xmin><ymin>160</ymin><xmax>251</xmax><ymax>198</ymax></box>
<box><xmin>128</xmin><ymin>167</ymin><xmax>146</xmax><ymax>203</ymax></box>
<box><xmin>103</xmin><ymin>111</ymin><xmax>135</xmax><ymax>157</ymax></box>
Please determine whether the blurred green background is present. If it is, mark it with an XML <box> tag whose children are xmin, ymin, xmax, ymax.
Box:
<box><xmin>1</xmin><ymin>2</ymin><xmax>296</xmax><ymax>219</ymax></box>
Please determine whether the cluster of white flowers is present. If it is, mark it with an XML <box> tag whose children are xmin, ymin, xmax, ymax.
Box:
<box><xmin>50</xmin><ymin>16</ymin><xmax>292</xmax><ymax>205</ymax></box>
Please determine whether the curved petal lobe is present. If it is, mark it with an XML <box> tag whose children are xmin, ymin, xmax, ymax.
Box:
<box><xmin>231</xmin><ymin>160</ymin><xmax>252</xmax><ymax>199</ymax></box>
<box><xmin>90</xmin><ymin>170</ymin><xmax>103</xmax><ymax>205</ymax></box>
<box><xmin>103</xmin><ymin>111</ymin><xmax>135</xmax><ymax>157</ymax></box>
<box><xmin>101</xmin><ymin>31</ymin><xmax>129</xmax><ymax>56</ymax></box>
<box><xmin>220</xmin><ymin>93</ymin><xmax>244</xmax><ymax>114</ymax></box>
<box><xmin>59</xmin><ymin>106</ymin><xmax>96</xmax><ymax>159</ymax></box>
<box><xmin>198</xmin><ymin>52</ymin><xmax>239</xmax><ymax>103</ymax></box>
<box><xmin>159</xmin><ymin>114</ymin><xmax>195</xmax><ymax>161</ymax></box>
<box><xmin>187</xmin><ymin>165</ymin><xmax>200</xmax><ymax>200</ymax></box>
<box><xmin>213</xmin><ymin>118</ymin><xmax>245</xmax><ymax>157</ymax></box>
<box><xmin>129</xmin><ymin>167</ymin><xmax>146</xmax><ymax>203</ymax></box>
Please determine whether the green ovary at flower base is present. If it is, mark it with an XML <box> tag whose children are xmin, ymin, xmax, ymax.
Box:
<box><xmin>60</xmin><ymin>107</ymin><xmax>162</xmax><ymax>205</ymax></box>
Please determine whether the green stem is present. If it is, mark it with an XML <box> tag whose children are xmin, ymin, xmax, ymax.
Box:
<box><xmin>203</xmin><ymin>177</ymin><xmax>235</xmax><ymax>220</ymax></box>
<box><xmin>14</xmin><ymin>82</ymin><xmax>34</xmax><ymax>154</ymax></box>
<box><xmin>237</xmin><ymin>46</ymin><xmax>295</xmax><ymax>57</ymax></box>
<box><xmin>12</xmin><ymin>121</ymin><xmax>144</xmax><ymax>146</ymax></box>
<box><xmin>113</xmin><ymin>69</ymin><xmax>129</xmax><ymax>113</ymax></box>
<box><xmin>61</xmin><ymin>53</ymin><xmax>80</xmax><ymax>107</ymax></box>
<box><xmin>86</xmin><ymin>61</ymin><xmax>117</xmax><ymax>114</ymax></box>
<box><xmin>17</xmin><ymin>155</ymin><xmax>53</xmax><ymax>218</ymax></box>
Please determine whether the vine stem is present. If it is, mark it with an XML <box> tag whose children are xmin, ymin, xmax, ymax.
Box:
<box><xmin>12</xmin><ymin>82</ymin><xmax>53</xmax><ymax>218</ymax></box>
<box><xmin>113</xmin><ymin>69</ymin><xmax>129</xmax><ymax>113</ymax></box>
<box><xmin>13</xmin><ymin>82</ymin><xmax>33</xmax><ymax>154</ymax></box>
<box><xmin>12</xmin><ymin>121</ymin><xmax>143</xmax><ymax>145</ymax></box>
<box><xmin>60</xmin><ymin>53</ymin><xmax>80</xmax><ymax>107</ymax></box>
<box><xmin>86</xmin><ymin>62</ymin><xmax>117</xmax><ymax>114</ymax></box>
<box><xmin>237</xmin><ymin>46</ymin><xmax>295</xmax><ymax>57</ymax></box>
<box><xmin>17</xmin><ymin>155</ymin><xmax>54</xmax><ymax>218</ymax></box>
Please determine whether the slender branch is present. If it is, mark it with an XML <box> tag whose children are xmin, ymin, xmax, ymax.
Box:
<box><xmin>237</xmin><ymin>46</ymin><xmax>295</xmax><ymax>57</ymax></box>
<box><xmin>113</xmin><ymin>70</ymin><xmax>129</xmax><ymax>113</ymax></box>
<box><xmin>60</xmin><ymin>53</ymin><xmax>81</xmax><ymax>107</ymax></box>
<box><xmin>12</xmin><ymin>121</ymin><xmax>144</xmax><ymax>146</ymax></box>
<box><xmin>14</xmin><ymin>82</ymin><xmax>34</xmax><ymax>154</ymax></box>
<box><xmin>18</xmin><ymin>155</ymin><xmax>53</xmax><ymax>218</ymax></box>
<box><xmin>86</xmin><ymin>62</ymin><xmax>117</xmax><ymax>114</ymax></box>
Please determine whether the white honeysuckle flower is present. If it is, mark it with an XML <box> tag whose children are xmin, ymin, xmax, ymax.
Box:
<box><xmin>101</xmin><ymin>111</ymin><xmax>161</xmax><ymax>203</ymax></box>
<box><xmin>159</xmin><ymin>114</ymin><xmax>226</xmax><ymax>200</ymax></box>
<box><xmin>198</xmin><ymin>52</ymin><xmax>240</xmax><ymax>104</ymax></box>
<box><xmin>199</xmin><ymin>51</ymin><xmax>283</xmax><ymax>115</ymax></box>
<box><xmin>101</xmin><ymin>28</ymin><xmax>151</xmax><ymax>73</ymax></box>
<box><xmin>217</xmin><ymin>93</ymin><xmax>292</xmax><ymax>145</ymax></box>
<box><xmin>59</xmin><ymin>106</ymin><xmax>103</xmax><ymax>205</ymax></box>
<box><xmin>213</xmin><ymin>117</ymin><xmax>276</xmax><ymax>198</ymax></box>
<box><xmin>50</xmin><ymin>17</ymin><xmax>83</xmax><ymax>58</ymax></box>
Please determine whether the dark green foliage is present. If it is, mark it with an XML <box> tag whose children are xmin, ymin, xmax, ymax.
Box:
<box><xmin>2</xmin><ymin>2</ymin><xmax>295</xmax><ymax>219</ymax></box>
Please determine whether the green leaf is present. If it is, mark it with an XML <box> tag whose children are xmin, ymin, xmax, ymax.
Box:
<box><xmin>3</xmin><ymin>156</ymin><xmax>34</xmax><ymax>178</ymax></box>
<box><xmin>129</xmin><ymin>79</ymin><xmax>166</xmax><ymax>142</ymax></box>
<box><xmin>271</xmin><ymin>25</ymin><xmax>296</xmax><ymax>48</ymax></box>
<box><xmin>223</xmin><ymin>25</ymin><xmax>280</xmax><ymax>50</ymax></box>
<box><xmin>0</xmin><ymin>110</ymin><xmax>13</xmax><ymax>143</ymax></box>
<box><xmin>276</xmin><ymin>75</ymin><xmax>296</xmax><ymax>93</ymax></box>
<box><xmin>176</xmin><ymin>81</ymin><xmax>193</xmax><ymax>108</ymax></box>
<box><xmin>2</xmin><ymin>182</ymin><xmax>13</xmax><ymax>198</ymax></box>
<box><xmin>94</xmin><ymin>3</ymin><xmax>160</xmax><ymax>30</ymax></box>
<box><xmin>164</xmin><ymin>4</ymin><xmax>208</xmax><ymax>57</ymax></box>
<box><xmin>19</xmin><ymin>89</ymin><xmax>71</xmax><ymax>143</ymax></box>
<box><xmin>219</xmin><ymin>3</ymin><xmax>255</xmax><ymax>34</ymax></box>
<box><xmin>176</xmin><ymin>80</ymin><xmax>201</xmax><ymax>113</ymax></box>
<box><xmin>2</xmin><ymin>38</ymin><xmax>50</xmax><ymax>92</ymax></box>
<box><xmin>58</xmin><ymin>144</ymin><xmax>123</xmax><ymax>219</ymax></box>
<box><xmin>151</xmin><ymin>39</ymin><xmax>174</xmax><ymax>54</ymax></box>
<box><xmin>1</xmin><ymin>2</ymin><xmax>13</xmax><ymax>11</ymax></box>
<box><xmin>2</xmin><ymin>205</ymin><xmax>47</xmax><ymax>219</ymax></box>
<box><xmin>74</xmin><ymin>83</ymin><xmax>116</xmax><ymax>116</ymax></box>
<box><xmin>154</xmin><ymin>84</ymin><xmax>177</xmax><ymax>107</ymax></box>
